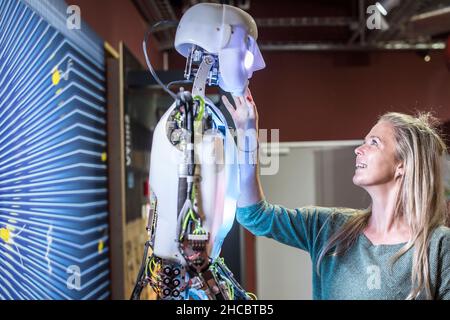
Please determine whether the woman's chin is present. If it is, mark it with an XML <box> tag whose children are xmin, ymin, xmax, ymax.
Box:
<box><xmin>352</xmin><ymin>175</ymin><xmax>364</xmax><ymax>187</ymax></box>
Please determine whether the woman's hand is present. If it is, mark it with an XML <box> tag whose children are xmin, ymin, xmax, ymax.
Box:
<box><xmin>222</xmin><ymin>87</ymin><xmax>259</xmax><ymax>152</ymax></box>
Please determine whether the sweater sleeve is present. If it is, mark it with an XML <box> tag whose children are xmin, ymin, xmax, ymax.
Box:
<box><xmin>437</xmin><ymin>231</ymin><xmax>450</xmax><ymax>300</ymax></box>
<box><xmin>236</xmin><ymin>199</ymin><xmax>348</xmax><ymax>255</ymax></box>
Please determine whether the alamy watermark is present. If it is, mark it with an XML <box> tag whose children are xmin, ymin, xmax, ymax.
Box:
<box><xmin>67</xmin><ymin>265</ymin><xmax>81</xmax><ymax>290</ymax></box>
<box><xmin>167</xmin><ymin>124</ymin><xmax>280</xmax><ymax>175</ymax></box>
<box><xmin>66</xmin><ymin>5</ymin><xmax>81</xmax><ymax>30</ymax></box>
<box><xmin>366</xmin><ymin>3</ymin><xmax>389</xmax><ymax>30</ymax></box>
<box><xmin>366</xmin><ymin>265</ymin><xmax>381</xmax><ymax>290</ymax></box>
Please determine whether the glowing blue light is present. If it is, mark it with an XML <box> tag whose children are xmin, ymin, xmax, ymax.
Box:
<box><xmin>244</xmin><ymin>50</ymin><xmax>254</xmax><ymax>70</ymax></box>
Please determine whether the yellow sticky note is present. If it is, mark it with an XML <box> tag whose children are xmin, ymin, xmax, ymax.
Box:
<box><xmin>101</xmin><ymin>152</ymin><xmax>107</xmax><ymax>162</ymax></box>
<box><xmin>98</xmin><ymin>240</ymin><xmax>104</xmax><ymax>253</ymax></box>
<box><xmin>0</xmin><ymin>228</ymin><xmax>10</xmax><ymax>243</ymax></box>
<box><xmin>52</xmin><ymin>69</ymin><xmax>61</xmax><ymax>86</ymax></box>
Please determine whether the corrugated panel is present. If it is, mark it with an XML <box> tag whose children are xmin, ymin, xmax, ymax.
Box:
<box><xmin>0</xmin><ymin>0</ymin><xmax>110</xmax><ymax>300</ymax></box>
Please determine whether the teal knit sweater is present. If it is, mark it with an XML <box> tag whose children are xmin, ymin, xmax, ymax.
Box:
<box><xmin>236</xmin><ymin>200</ymin><xmax>450</xmax><ymax>300</ymax></box>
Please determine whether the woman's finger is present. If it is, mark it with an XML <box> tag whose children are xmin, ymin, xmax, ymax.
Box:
<box><xmin>245</xmin><ymin>90</ymin><xmax>257</xmax><ymax>119</ymax></box>
<box><xmin>221</xmin><ymin>95</ymin><xmax>236</xmax><ymax>116</ymax></box>
<box><xmin>234</xmin><ymin>95</ymin><xmax>249</xmax><ymax>114</ymax></box>
<box><xmin>231</xmin><ymin>95</ymin><xmax>243</xmax><ymax>108</ymax></box>
<box><xmin>233</xmin><ymin>95</ymin><xmax>243</xmax><ymax>107</ymax></box>
<box><xmin>252</xmin><ymin>101</ymin><xmax>258</xmax><ymax>121</ymax></box>
<box><xmin>247</xmin><ymin>101</ymin><xmax>255</xmax><ymax>119</ymax></box>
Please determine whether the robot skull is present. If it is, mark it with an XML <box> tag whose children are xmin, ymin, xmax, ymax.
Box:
<box><xmin>175</xmin><ymin>3</ymin><xmax>265</xmax><ymax>96</ymax></box>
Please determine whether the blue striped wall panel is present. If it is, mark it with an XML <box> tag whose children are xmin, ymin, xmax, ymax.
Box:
<box><xmin>0</xmin><ymin>0</ymin><xmax>110</xmax><ymax>299</ymax></box>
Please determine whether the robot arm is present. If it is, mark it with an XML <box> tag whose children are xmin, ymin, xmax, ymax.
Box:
<box><xmin>131</xmin><ymin>3</ymin><xmax>265</xmax><ymax>300</ymax></box>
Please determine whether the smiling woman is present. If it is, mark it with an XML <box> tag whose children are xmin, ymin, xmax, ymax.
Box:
<box><xmin>229</xmin><ymin>86</ymin><xmax>450</xmax><ymax>300</ymax></box>
<box><xmin>316</xmin><ymin>112</ymin><xmax>449</xmax><ymax>299</ymax></box>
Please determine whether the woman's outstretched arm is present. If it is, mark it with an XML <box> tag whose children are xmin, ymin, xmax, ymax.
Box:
<box><xmin>222</xmin><ymin>87</ymin><xmax>264</xmax><ymax>207</ymax></box>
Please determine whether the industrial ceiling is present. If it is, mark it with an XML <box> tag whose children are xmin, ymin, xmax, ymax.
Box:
<box><xmin>132</xmin><ymin>0</ymin><xmax>450</xmax><ymax>51</ymax></box>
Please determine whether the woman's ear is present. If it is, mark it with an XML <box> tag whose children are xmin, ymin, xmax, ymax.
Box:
<box><xmin>395</xmin><ymin>162</ymin><xmax>404</xmax><ymax>179</ymax></box>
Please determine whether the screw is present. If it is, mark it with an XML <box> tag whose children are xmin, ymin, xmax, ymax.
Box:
<box><xmin>204</xmin><ymin>56</ymin><xmax>214</xmax><ymax>65</ymax></box>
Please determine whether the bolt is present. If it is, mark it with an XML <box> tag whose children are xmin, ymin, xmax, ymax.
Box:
<box><xmin>204</xmin><ymin>56</ymin><xmax>214</xmax><ymax>65</ymax></box>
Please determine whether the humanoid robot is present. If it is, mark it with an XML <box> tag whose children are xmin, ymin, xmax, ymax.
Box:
<box><xmin>131</xmin><ymin>3</ymin><xmax>265</xmax><ymax>300</ymax></box>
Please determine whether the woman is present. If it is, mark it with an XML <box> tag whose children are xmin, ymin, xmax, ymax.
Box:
<box><xmin>222</xmin><ymin>88</ymin><xmax>450</xmax><ymax>300</ymax></box>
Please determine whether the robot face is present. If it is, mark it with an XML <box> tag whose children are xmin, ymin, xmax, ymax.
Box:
<box><xmin>218</xmin><ymin>26</ymin><xmax>265</xmax><ymax>96</ymax></box>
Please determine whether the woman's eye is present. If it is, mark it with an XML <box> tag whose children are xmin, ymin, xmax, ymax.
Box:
<box><xmin>370</xmin><ymin>139</ymin><xmax>378</xmax><ymax>146</ymax></box>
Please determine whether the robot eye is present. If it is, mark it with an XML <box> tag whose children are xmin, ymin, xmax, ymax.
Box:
<box><xmin>244</xmin><ymin>50</ymin><xmax>254</xmax><ymax>70</ymax></box>
<box><xmin>244</xmin><ymin>36</ymin><xmax>256</xmax><ymax>70</ymax></box>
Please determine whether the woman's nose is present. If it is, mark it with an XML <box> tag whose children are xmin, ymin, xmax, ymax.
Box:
<box><xmin>354</xmin><ymin>145</ymin><xmax>364</xmax><ymax>156</ymax></box>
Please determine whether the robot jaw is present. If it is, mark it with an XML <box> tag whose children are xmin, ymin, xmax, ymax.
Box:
<box><xmin>184</xmin><ymin>46</ymin><xmax>220</xmax><ymax>87</ymax></box>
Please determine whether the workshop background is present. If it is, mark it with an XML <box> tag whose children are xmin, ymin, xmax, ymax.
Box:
<box><xmin>0</xmin><ymin>0</ymin><xmax>449</xmax><ymax>300</ymax></box>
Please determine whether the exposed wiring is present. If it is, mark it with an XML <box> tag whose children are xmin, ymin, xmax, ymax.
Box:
<box><xmin>179</xmin><ymin>206</ymin><xmax>200</xmax><ymax>241</ymax></box>
<box><xmin>144</xmin><ymin>257</ymin><xmax>150</xmax><ymax>277</ymax></box>
<box><xmin>130</xmin><ymin>241</ymin><xmax>152</xmax><ymax>299</ymax></box>
<box><xmin>150</xmin><ymin>258</ymin><xmax>159</xmax><ymax>278</ymax></box>
<box><xmin>193</xmin><ymin>95</ymin><xmax>205</xmax><ymax>122</ymax></box>
<box><xmin>168</xmin><ymin>80</ymin><xmax>193</xmax><ymax>90</ymax></box>
<box><xmin>143</xmin><ymin>257</ymin><xmax>162</xmax><ymax>297</ymax></box>
<box><xmin>143</xmin><ymin>20</ymin><xmax>179</xmax><ymax>100</ymax></box>
<box><xmin>193</xmin><ymin>95</ymin><xmax>205</xmax><ymax>132</ymax></box>
<box><xmin>212</xmin><ymin>257</ymin><xmax>252</xmax><ymax>300</ymax></box>
<box><xmin>191</xmin><ymin>182</ymin><xmax>196</xmax><ymax>202</ymax></box>
<box><xmin>223</xmin><ymin>276</ymin><xmax>235</xmax><ymax>299</ymax></box>
<box><xmin>209</xmin><ymin>257</ymin><xmax>234</xmax><ymax>299</ymax></box>
<box><xmin>246</xmin><ymin>292</ymin><xmax>257</xmax><ymax>300</ymax></box>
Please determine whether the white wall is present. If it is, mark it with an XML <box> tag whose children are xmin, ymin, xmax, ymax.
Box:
<box><xmin>257</xmin><ymin>147</ymin><xmax>315</xmax><ymax>299</ymax></box>
<box><xmin>256</xmin><ymin>142</ymin><xmax>370</xmax><ymax>299</ymax></box>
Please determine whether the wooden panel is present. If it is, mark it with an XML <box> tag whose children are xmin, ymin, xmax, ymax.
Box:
<box><xmin>106</xmin><ymin>52</ymin><xmax>127</xmax><ymax>299</ymax></box>
<box><xmin>124</xmin><ymin>218</ymin><xmax>155</xmax><ymax>299</ymax></box>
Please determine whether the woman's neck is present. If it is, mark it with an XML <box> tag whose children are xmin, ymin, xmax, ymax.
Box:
<box><xmin>365</xmin><ymin>183</ymin><xmax>411</xmax><ymax>243</ymax></box>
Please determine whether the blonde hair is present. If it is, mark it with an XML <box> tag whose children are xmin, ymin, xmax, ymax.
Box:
<box><xmin>316</xmin><ymin>112</ymin><xmax>448</xmax><ymax>299</ymax></box>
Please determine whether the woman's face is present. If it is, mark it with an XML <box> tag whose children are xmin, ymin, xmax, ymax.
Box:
<box><xmin>353</xmin><ymin>120</ymin><xmax>402</xmax><ymax>189</ymax></box>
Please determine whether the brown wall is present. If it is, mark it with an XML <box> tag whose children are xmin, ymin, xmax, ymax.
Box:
<box><xmin>70</xmin><ymin>1</ymin><xmax>450</xmax><ymax>143</ymax></box>
<box><xmin>70</xmin><ymin>0</ymin><xmax>162</xmax><ymax>68</ymax></box>
<box><xmin>250</xmin><ymin>50</ymin><xmax>450</xmax><ymax>142</ymax></box>
<box><xmin>169</xmin><ymin>49</ymin><xmax>450</xmax><ymax>142</ymax></box>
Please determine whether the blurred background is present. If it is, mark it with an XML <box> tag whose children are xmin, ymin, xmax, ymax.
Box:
<box><xmin>0</xmin><ymin>0</ymin><xmax>449</xmax><ymax>300</ymax></box>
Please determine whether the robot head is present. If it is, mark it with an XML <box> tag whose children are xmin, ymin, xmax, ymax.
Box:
<box><xmin>175</xmin><ymin>3</ymin><xmax>265</xmax><ymax>96</ymax></box>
